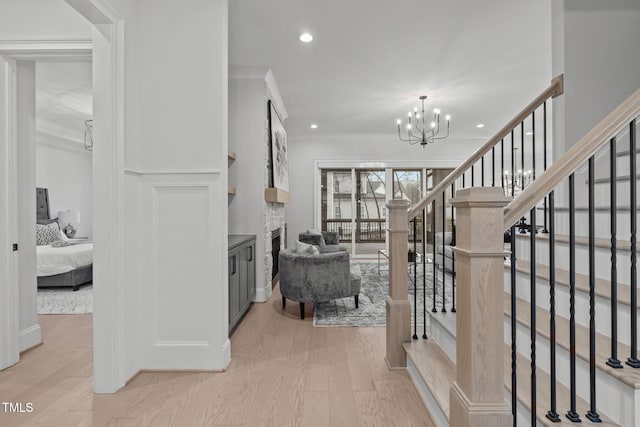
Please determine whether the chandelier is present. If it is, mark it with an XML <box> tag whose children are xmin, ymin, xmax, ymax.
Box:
<box><xmin>396</xmin><ymin>95</ymin><xmax>451</xmax><ymax>147</ymax></box>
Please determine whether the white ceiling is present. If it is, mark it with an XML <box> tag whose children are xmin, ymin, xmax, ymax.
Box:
<box><xmin>36</xmin><ymin>61</ymin><xmax>92</xmax><ymax>144</ymax></box>
<box><xmin>229</xmin><ymin>0</ymin><xmax>552</xmax><ymax>140</ymax></box>
<box><xmin>34</xmin><ymin>1</ymin><xmax>552</xmax><ymax>146</ymax></box>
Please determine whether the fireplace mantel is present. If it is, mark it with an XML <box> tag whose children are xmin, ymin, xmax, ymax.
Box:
<box><xmin>264</xmin><ymin>188</ymin><xmax>291</xmax><ymax>204</ymax></box>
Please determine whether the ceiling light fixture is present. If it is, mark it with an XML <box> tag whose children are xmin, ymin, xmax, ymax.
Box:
<box><xmin>396</xmin><ymin>95</ymin><xmax>451</xmax><ymax>147</ymax></box>
<box><xmin>476</xmin><ymin>123</ymin><xmax>485</xmax><ymax>128</ymax></box>
<box><xmin>299</xmin><ymin>33</ymin><xmax>313</xmax><ymax>43</ymax></box>
<box><xmin>310</xmin><ymin>123</ymin><xmax>318</xmax><ymax>129</ymax></box>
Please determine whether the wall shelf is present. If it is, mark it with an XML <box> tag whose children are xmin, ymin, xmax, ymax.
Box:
<box><xmin>264</xmin><ymin>188</ymin><xmax>290</xmax><ymax>204</ymax></box>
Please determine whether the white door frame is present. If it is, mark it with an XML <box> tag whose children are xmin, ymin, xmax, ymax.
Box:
<box><xmin>0</xmin><ymin>0</ymin><xmax>127</xmax><ymax>393</ymax></box>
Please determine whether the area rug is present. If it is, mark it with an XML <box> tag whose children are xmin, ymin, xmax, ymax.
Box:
<box><xmin>37</xmin><ymin>285</ymin><xmax>93</xmax><ymax>314</ymax></box>
<box><xmin>313</xmin><ymin>262</ymin><xmax>453</xmax><ymax>331</ymax></box>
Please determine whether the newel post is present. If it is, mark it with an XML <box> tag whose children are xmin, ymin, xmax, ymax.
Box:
<box><xmin>386</xmin><ymin>199</ymin><xmax>411</xmax><ymax>368</ymax></box>
<box><xmin>449</xmin><ymin>188</ymin><xmax>512</xmax><ymax>427</ymax></box>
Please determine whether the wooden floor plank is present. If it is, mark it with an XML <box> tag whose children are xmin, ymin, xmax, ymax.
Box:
<box><xmin>0</xmin><ymin>285</ymin><xmax>433</xmax><ymax>426</ymax></box>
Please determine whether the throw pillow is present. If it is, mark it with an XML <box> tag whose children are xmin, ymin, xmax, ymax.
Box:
<box><xmin>36</xmin><ymin>222</ymin><xmax>62</xmax><ymax>246</ymax></box>
<box><xmin>296</xmin><ymin>240</ymin><xmax>319</xmax><ymax>255</ymax></box>
<box><xmin>307</xmin><ymin>229</ymin><xmax>322</xmax><ymax>235</ymax></box>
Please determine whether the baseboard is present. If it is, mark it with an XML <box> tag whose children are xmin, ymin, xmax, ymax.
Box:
<box><xmin>19</xmin><ymin>323</ymin><xmax>42</xmax><ymax>353</ymax></box>
<box><xmin>254</xmin><ymin>284</ymin><xmax>272</xmax><ymax>302</ymax></box>
<box><xmin>220</xmin><ymin>338</ymin><xmax>231</xmax><ymax>371</ymax></box>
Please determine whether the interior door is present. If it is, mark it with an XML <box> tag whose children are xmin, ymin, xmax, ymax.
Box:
<box><xmin>0</xmin><ymin>53</ymin><xmax>20</xmax><ymax>369</ymax></box>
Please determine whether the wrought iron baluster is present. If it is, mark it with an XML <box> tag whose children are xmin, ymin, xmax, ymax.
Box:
<box><xmin>481</xmin><ymin>156</ymin><xmax>485</xmax><ymax>186</ymax></box>
<box><xmin>492</xmin><ymin>146</ymin><xmax>496</xmax><ymax>187</ymax></box>
<box><xmin>471</xmin><ymin>165</ymin><xmax>475</xmax><ymax>187</ymax></box>
<box><xmin>441</xmin><ymin>191</ymin><xmax>446</xmax><ymax>313</ymax></box>
<box><xmin>566</xmin><ymin>173</ymin><xmax>581</xmax><ymax>422</ymax></box>
<box><xmin>450</xmin><ymin>183</ymin><xmax>456</xmax><ymax>313</ymax></box>
<box><xmin>413</xmin><ymin>218</ymin><xmax>418</xmax><ymax>340</ymax></box>
<box><xmin>510</xmin><ymin>225</ymin><xmax>517</xmax><ymax>425</ymax></box>
<box><xmin>422</xmin><ymin>208</ymin><xmax>428</xmax><ymax>339</ymax></box>
<box><xmin>529</xmin><ymin>206</ymin><xmax>537</xmax><ymax>427</ymax></box>
<box><xmin>546</xmin><ymin>190</ymin><xmax>560</xmax><ymax>422</ymax></box>
<box><xmin>542</xmin><ymin>102</ymin><xmax>549</xmax><ymax>233</ymax></box>
<box><xmin>432</xmin><ymin>200</ymin><xmax>437</xmax><ymax>313</ymax></box>
<box><xmin>627</xmin><ymin>119</ymin><xmax>640</xmax><ymax>368</ymax></box>
<box><xmin>586</xmin><ymin>157</ymin><xmax>601</xmax><ymax>422</ymax></box>
<box><xmin>607</xmin><ymin>137</ymin><xmax>622</xmax><ymax>369</ymax></box>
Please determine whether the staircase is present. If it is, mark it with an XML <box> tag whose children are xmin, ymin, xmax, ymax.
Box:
<box><xmin>386</xmin><ymin>78</ymin><xmax>640</xmax><ymax>426</ymax></box>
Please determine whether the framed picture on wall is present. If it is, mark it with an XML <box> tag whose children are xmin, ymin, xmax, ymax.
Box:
<box><xmin>268</xmin><ymin>100</ymin><xmax>289</xmax><ymax>192</ymax></box>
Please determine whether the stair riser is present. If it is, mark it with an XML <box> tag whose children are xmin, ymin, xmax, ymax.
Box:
<box><xmin>504</xmin><ymin>268</ymin><xmax>639</xmax><ymax>348</ymax></box>
<box><xmin>428</xmin><ymin>314</ymin><xmax>456</xmax><ymax>364</ymax></box>
<box><xmin>514</xmin><ymin>237</ymin><xmax>634</xmax><ymax>286</ymax></box>
<box><xmin>554</xmin><ymin>209</ymin><xmax>639</xmax><ymax>242</ymax></box>
<box><xmin>507</xmin><ymin>318</ymin><xmax>638</xmax><ymax>426</ymax></box>
<box><xmin>406</xmin><ymin>357</ymin><xmax>449</xmax><ymax>427</ymax></box>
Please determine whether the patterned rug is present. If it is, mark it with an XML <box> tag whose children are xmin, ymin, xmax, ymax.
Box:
<box><xmin>313</xmin><ymin>261</ymin><xmax>454</xmax><ymax>332</ymax></box>
<box><xmin>37</xmin><ymin>284</ymin><xmax>93</xmax><ymax>314</ymax></box>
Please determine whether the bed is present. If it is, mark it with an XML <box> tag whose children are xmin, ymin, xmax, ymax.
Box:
<box><xmin>36</xmin><ymin>187</ymin><xmax>93</xmax><ymax>290</ymax></box>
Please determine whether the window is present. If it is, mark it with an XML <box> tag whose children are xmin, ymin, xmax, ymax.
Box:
<box><xmin>334</xmin><ymin>206</ymin><xmax>341</xmax><ymax>219</ymax></box>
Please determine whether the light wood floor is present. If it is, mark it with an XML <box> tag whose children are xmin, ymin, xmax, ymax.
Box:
<box><xmin>0</xmin><ymin>286</ymin><xmax>434</xmax><ymax>426</ymax></box>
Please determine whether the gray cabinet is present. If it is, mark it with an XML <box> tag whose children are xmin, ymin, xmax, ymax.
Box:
<box><xmin>228</xmin><ymin>235</ymin><xmax>256</xmax><ymax>333</ymax></box>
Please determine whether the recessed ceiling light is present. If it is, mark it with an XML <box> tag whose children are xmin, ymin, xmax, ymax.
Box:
<box><xmin>310</xmin><ymin>124</ymin><xmax>318</xmax><ymax>129</ymax></box>
<box><xmin>299</xmin><ymin>33</ymin><xmax>313</xmax><ymax>43</ymax></box>
<box><xmin>525</xmin><ymin>131</ymin><xmax>534</xmax><ymax>136</ymax></box>
<box><xmin>476</xmin><ymin>123</ymin><xmax>485</xmax><ymax>128</ymax></box>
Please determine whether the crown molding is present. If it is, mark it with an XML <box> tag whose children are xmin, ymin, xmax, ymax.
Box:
<box><xmin>229</xmin><ymin>67</ymin><xmax>288</xmax><ymax>121</ymax></box>
<box><xmin>0</xmin><ymin>39</ymin><xmax>92</xmax><ymax>59</ymax></box>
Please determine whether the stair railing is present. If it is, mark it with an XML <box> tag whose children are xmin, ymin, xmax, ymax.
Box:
<box><xmin>502</xmin><ymin>88</ymin><xmax>640</xmax><ymax>425</ymax></box>
<box><xmin>386</xmin><ymin>75</ymin><xmax>564</xmax><ymax>358</ymax></box>
<box><xmin>387</xmin><ymin>80</ymin><xmax>640</xmax><ymax>425</ymax></box>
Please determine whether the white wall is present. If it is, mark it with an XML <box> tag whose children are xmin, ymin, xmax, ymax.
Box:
<box><xmin>285</xmin><ymin>135</ymin><xmax>481</xmax><ymax>248</ymax></box>
<box><xmin>228</xmin><ymin>77</ymin><xmax>266</xmax><ymax>294</ymax></box>
<box><xmin>0</xmin><ymin>0</ymin><xmax>91</xmax><ymax>40</ymax></box>
<box><xmin>110</xmin><ymin>0</ymin><xmax>230</xmax><ymax>375</ymax></box>
<box><xmin>553</xmin><ymin>0</ymin><xmax>640</xmax><ymax>156</ymax></box>
<box><xmin>36</xmin><ymin>137</ymin><xmax>92</xmax><ymax>238</ymax></box>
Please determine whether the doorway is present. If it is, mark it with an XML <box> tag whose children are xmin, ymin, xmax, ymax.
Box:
<box><xmin>0</xmin><ymin>1</ymin><xmax>126</xmax><ymax>393</ymax></box>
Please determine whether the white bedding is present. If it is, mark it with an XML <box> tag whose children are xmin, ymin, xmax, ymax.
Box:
<box><xmin>37</xmin><ymin>242</ymin><xmax>93</xmax><ymax>277</ymax></box>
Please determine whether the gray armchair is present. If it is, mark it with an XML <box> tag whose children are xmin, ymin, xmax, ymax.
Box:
<box><xmin>298</xmin><ymin>230</ymin><xmax>347</xmax><ymax>253</ymax></box>
<box><xmin>434</xmin><ymin>231</ymin><xmax>455</xmax><ymax>272</ymax></box>
<box><xmin>279</xmin><ymin>249</ymin><xmax>361</xmax><ymax>319</ymax></box>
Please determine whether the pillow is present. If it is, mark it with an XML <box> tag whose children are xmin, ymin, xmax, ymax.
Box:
<box><xmin>306</xmin><ymin>229</ymin><xmax>322</xmax><ymax>235</ymax></box>
<box><xmin>296</xmin><ymin>240</ymin><xmax>319</xmax><ymax>255</ymax></box>
<box><xmin>36</xmin><ymin>222</ymin><xmax>62</xmax><ymax>246</ymax></box>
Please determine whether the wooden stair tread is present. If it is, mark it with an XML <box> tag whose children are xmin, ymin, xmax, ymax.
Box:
<box><xmin>503</xmin><ymin>345</ymin><xmax>620</xmax><ymax>426</ymax></box>
<box><xmin>403</xmin><ymin>339</ymin><xmax>455</xmax><ymax>420</ymax></box>
<box><xmin>504</xmin><ymin>293</ymin><xmax>640</xmax><ymax>389</ymax></box>
<box><xmin>512</xmin><ymin>261</ymin><xmax>632</xmax><ymax>307</ymax></box>
<box><xmin>516</xmin><ymin>232</ymin><xmax>634</xmax><ymax>252</ymax></box>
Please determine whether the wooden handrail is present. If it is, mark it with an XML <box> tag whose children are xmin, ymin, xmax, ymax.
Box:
<box><xmin>408</xmin><ymin>75</ymin><xmax>564</xmax><ymax>220</ymax></box>
<box><xmin>504</xmin><ymin>87</ymin><xmax>640</xmax><ymax>228</ymax></box>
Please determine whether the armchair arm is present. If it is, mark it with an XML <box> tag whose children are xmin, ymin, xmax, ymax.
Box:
<box><xmin>322</xmin><ymin>231</ymin><xmax>339</xmax><ymax>245</ymax></box>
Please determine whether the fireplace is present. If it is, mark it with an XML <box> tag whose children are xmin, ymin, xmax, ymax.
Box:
<box><xmin>271</xmin><ymin>228</ymin><xmax>281</xmax><ymax>288</ymax></box>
